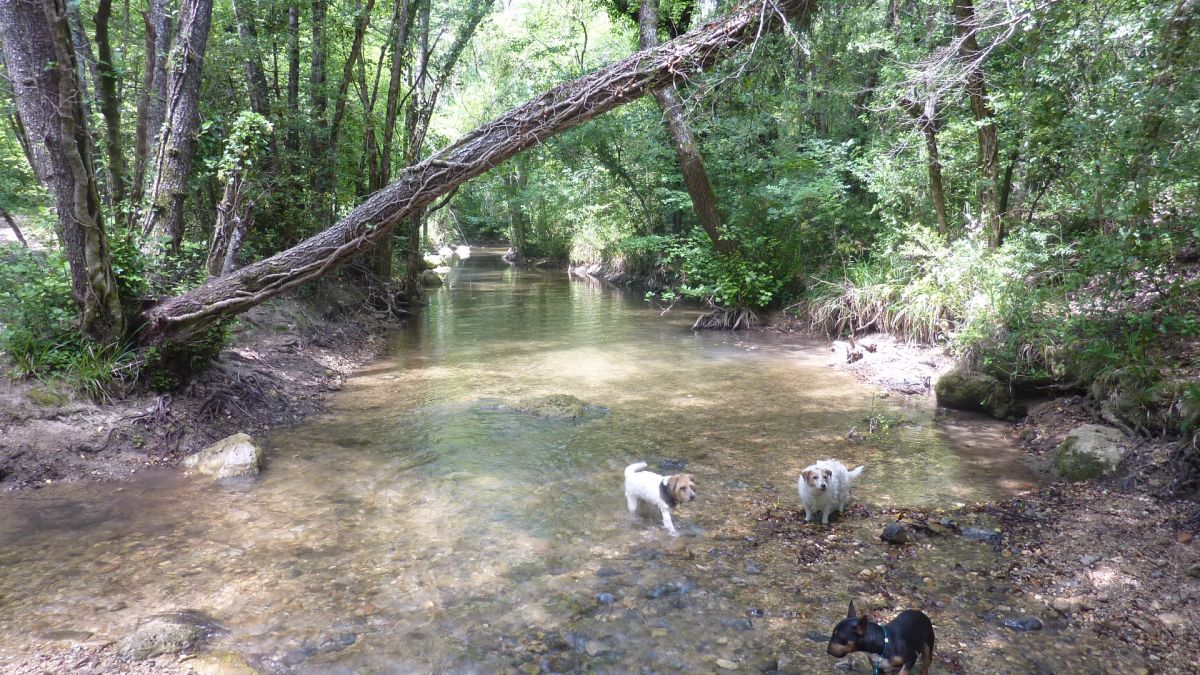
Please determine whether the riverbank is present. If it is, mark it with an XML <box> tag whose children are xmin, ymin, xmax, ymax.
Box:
<box><xmin>0</xmin><ymin>280</ymin><xmax>400</xmax><ymax>492</ymax></box>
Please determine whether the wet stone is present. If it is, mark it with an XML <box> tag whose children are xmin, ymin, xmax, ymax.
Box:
<box><xmin>658</xmin><ymin>459</ymin><xmax>687</xmax><ymax>471</ymax></box>
<box><xmin>1001</xmin><ymin>616</ymin><xmax>1044</xmax><ymax>631</ymax></box>
<box><xmin>1080</xmin><ymin>554</ymin><xmax>1100</xmax><ymax>566</ymax></box>
<box><xmin>645</xmin><ymin>579</ymin><xmax>695</xmax><ymax>599</ymax></box>
<box><xmin>594</xmin><ymin>566</ymin><xmax>623</xmax><ymax>577</ymax></box>
<box><xmin>595</xmin><ymin>592</ymin><xmax>616</xmax><ymax>606</ymax></box>
<box><xmin>881</xmin><ymin>523</ymin><xmax>909</xmax><ymax>545</ymax></box>
<box><xmin>746</xmin><ymin>607</ymin><xmax>765</xmax><ymax>618</ymax></box>
<box><xmin>744</xmin><ymin>562</ymin><xmax>763</xmax><ymax>575</ymax></box>
<box><xmin>961</xmin><ymin>526</ymin><xmax>1001</xmax><ymax>543</ymax></box>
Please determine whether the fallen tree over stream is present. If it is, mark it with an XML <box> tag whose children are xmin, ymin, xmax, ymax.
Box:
<box><xmin>138</xmin><ymin>0</ymin><xmax>815</xmax><ymax>346</ymax></box>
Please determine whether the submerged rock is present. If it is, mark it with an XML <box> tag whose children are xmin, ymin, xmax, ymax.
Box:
<box><xmin>186</xmin><ymin>651</ymin><xmax>260</xmax><ymax>675</ymax></box>
<box><xmin>934</xmin><ymin>364</ymin><xmax>1021</xmax><ymax>419</ymax></box>
<box><xmin>513</xmin><ymin>394</ymin><xmax>587</xmax><ymax>420</ymax></box>
<box><xmin>116</xmin><ymin>610</ymin><xmax>222</xmax><ymax>660</ymax></box>
<box><xmin>184</xmin><ymin>433</ymin><xmax>263</xmax><ymax>479</ymax></box>
<box><xmin>1055</xmin><ymin>424</ymin><xmax>1128</xmax><ymax>481</ymax></box>
<box><xmin>1001</xmin><ymin>616</ymin><xmax>1044</xmax><ymax>631</ymax></box>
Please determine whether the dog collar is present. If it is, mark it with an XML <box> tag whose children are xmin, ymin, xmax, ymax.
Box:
<box><xmin>659</xmin><ymin>479</ymin><xmax>677</xmax><ymax>507</ymax></box>
<box><xmin>871</xmin><ymin>626</ymin><xmax>890</xmax><ymax>675</ymax></box>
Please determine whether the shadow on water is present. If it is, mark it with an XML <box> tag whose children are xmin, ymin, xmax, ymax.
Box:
<box><xmin>0</xmin><ymin>250</ymin><xmax>1143</xmax><ymax>672</ymax></box>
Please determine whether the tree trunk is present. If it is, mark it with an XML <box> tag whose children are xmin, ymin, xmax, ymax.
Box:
<box><xmin>1</xmin><ymin>206</ymin><xmax>28</xmax><ymax>247</ymax></box>
<box><xmin>0</xmin><ymin>0</ymin><xmax>125</xmax><ymax>344</ymax></box>
<box><xmin>94</xmin><ymin>0</ymin><xmax>126</xmax><ymax>206</ymax></box>
<box><xmin>141</xmin><ymin>0</ymin><xmax>214</xmax><ymax>251</ymax></box>
<box><xmin>328</xmin><ymin>0</ymin><xmax>376</xmax><ymax>162</ymax></box>
<box><xmin>286</xmin><ymin>2</ymin><xmax>301</xmax><ymax>157</ymax></box>
<box><xmin>231</xmin><ymin>0</ymin><xmax>272</xmax><ymax>117</ymax></box>
<box><xmin>371</xmin><ymin>0</ymin><xmax>416</xmax><ymax>278</ymax></box>
<box><xmin>639</xmin><ymin>0</ymin><xmax>731</xmax><ymax>253</ymax></box>
<box><xmin>310</xmin><ymin>0</ymin><xmax>332</xmax><ymax>225</ymax></box>
<box><xmin>952</xmin><ymin>0</ymin><xmax>1002</xmax><ymax>248</ymax></box>
<box><xmin>902</xmin><ymin>96</ymin><xmax>947</xmax><ymax>237</ymax></box>
<box><xmin>138</xmin><ymin>0</ymin><xmax>816</xmax><ymax>346</ymax></box>
<box><xmin>130</xmin><ymin>0</ymin><xmax>172</xmax><ymax>221</ymax></box>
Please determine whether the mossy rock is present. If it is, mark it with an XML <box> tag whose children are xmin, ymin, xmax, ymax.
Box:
<box><xmin>935</xmin><ymin>364</ymin><xmax>1021</xmax><ymax>420</ymax></box>
<box><xmin>420</xmin><ymin>269</ymin><xmax>444</xmax><ymax>287</ymax></box>
<box><xmin>1054</xmin><ymin>424</ymin><xmax>1128</xmax><ymax>481</ymax></box>
<box><xmin>514</xmin><ymin>394</ymin><xmax>587</xmax><ymax>419</ymax></box>
<box><xmin>26</xmin><ymin>385</ymin><xmax>68</xmax><ymax>407</ymax></box>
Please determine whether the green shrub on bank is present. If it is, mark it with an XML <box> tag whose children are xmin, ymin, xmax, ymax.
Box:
<box><xmin>0</xmin><ymin>245</ymin><xmax>139</xmax><ymax>400</ymax></box>
<box><xmin>804</xmin><ymin>220</ymin><xmax>1200</xmax><ymax>434</ymax></box>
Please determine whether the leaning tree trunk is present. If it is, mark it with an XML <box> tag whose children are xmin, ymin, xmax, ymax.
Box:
<box><xmin>138</xmin><ymin>0</ymin><xmax>817</xmax><ymax>346</ymax></box>
<box><xmin>141</xmin><ymin>0</ymin><xmax>214</xmax><ymax>251</ymax></box>
<box><xmin>953</xmin><ymin>0</ymin><xmax>1002</xmax><ymax>248</ymax></box>
<box><xmin>639</xmin><ymin>0</ymin><xmax>731</xmax><ymax>253</ymax></box>
<box><xmin>0</xmin><ymin>0</ymin><xmax>125</xmax><ymax>344</ymax></box>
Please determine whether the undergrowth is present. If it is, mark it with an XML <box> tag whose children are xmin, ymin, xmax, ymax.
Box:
<box><xmin>802</xmin><ymin>220</ymin><xmax>1200</xmax><ymax>436</ymax></box>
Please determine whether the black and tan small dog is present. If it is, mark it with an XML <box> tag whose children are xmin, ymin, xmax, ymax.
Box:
<box><xmin>826</xmin><ymin>601</ymin><xmax>935</xmax><ymax>675</ymax></box>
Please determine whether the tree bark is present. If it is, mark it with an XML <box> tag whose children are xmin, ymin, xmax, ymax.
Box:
<box><xmin>952</xmin><ymin>0</ymin><xmax>1002</xmax><ymax>248</ymax></box>
<box><xmin>231</xmin><ymin>0</ymin><xmax>272</xmax><ymax>117</ymax></box>
<box><xmin>141</xmin><ymin>0</ymin><xmax>214</xmax><ymax>250</ymax></box>
<box><xmin>94</xmin><ymin>0</ymin><xmax>127</xmax><ymax>205</ymax></box>
<box><xmin>639</xmin><ymin>0</ymin><xmax>731</xmax><ymax>253</ymax></box>
<box><xmin>0</xmin><ymin>0</ymin><xmax>125</xmax><ymax>344</ymax></box>
<box><xmin>138</xmin><ymin>0</ymin><xmax>816</xmax><ymax>345</ymax></box>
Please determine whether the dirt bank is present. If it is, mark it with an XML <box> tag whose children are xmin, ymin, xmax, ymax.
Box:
<box><xmin>0</xmin><ymin>281</ymin><xmax>401</xmax><ymax>492</ymax></box>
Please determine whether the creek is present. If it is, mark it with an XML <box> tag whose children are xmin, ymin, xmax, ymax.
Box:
<box><xmin>0</xmin><ymin>250</ymin><xmax>1142</xmax><ymax>672</ymax></box>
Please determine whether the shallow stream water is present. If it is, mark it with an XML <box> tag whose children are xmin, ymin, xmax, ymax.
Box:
<box><xmin>0</xmin><ymin>251</ymin><xmax>1147</xmax><ymax>672</ymax></box>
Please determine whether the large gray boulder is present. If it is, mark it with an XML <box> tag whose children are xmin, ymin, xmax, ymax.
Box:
<box><xmin>1055</xmin><ymin>424</ymin><xmax>1128</xmax><ymax>481</ymax></box>
<box><xmin>935</xmin><ymin>364</ymin><xmax>1020</xmax><ymax>419</ymax></box>
<box><xmin>184</xmin><ymin>433</ymin><xmax>263</xmax><ymax>479</ymax></box>
<box><xmin>420</xmin><ymin>269</ymin><xmax>444</xmax><ymax>286</ymax></box>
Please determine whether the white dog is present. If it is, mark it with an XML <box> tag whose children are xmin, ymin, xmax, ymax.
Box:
<box><xmin>798</xmin><ymin>460</ymin><xmax>864</xmax><ymax>524</ymax></box>
<box><xmin>624</xmin><ymin>462</ymin><xmax>697</xmax><ymax>536</ymax></box>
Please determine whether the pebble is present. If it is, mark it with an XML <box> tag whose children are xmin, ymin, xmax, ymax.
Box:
<box><xmin>1177</xmin><ymin>531</ymin><xmax>1194</xmax><ymax>544</ymax></box>
<box><xmin>1079</xmin><ymin>554</ymin><xmax>1100</xmax><ymax>566</ymax></box>
<box><xmin>716</xmin><ymin>658</ymin><xmax>739</xmax><ymax>670</ymax></box>
<box><xmin>1187</xmin><ymin>563</ymin><xmax>1200</xmax><ymax>579</ymax></box>
<box><xmin>744</xmin><ymin>562</ymin><xmax>763</xmax><ymax>575</ymax></box>
<box><xmin>595</xmin><ymin>592</ymin><xmax>615</xmax><ymax>606</ymax></box>
<box><xmin>881</xmin><ymin>523</ymin><xmax>908</xmax><ymax>545</ymax></box>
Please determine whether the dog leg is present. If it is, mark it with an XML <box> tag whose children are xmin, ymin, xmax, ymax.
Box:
<box><xmin>821</xmin><ymin>509</ymin><xmax>830</xmax><ymax>525</ymax></box>
<box><xmin>920</xmin><ymin>644</ymin><xmax>932</xmax><ymax>675</ymax></box>
<box><xmin>659</xmin><ymin>506</ymin><xmax>678</xmax><ymax>536</ymax></box>
<box><xmin>626</xmin><ymin>494</ymin><xmax>638</xmax><ymax>516</ymax></box>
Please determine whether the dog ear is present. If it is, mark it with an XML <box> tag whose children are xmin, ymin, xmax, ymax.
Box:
<box><xmin>684</xmin><ymin>474</ymin><xmax>696</xmax><ymax>486</ymax></box>
<box><xmin>802</xmin><ymin>469</ymin><xmax>813</xmax><ymax>482</ymax></box>
<box><xmin>847</xmin><ymin>601</ymin><xmax>856</xmax><ymax>619</ymax></box>
<box><xmin>822</xmin><ymin>468</ymin><xmax>833</xmax><ymax>479</ymax></box>
<box><xmin>854</xmin><ymin>616</ymin><xmax>868</xmax><ymax>636</ymax></box>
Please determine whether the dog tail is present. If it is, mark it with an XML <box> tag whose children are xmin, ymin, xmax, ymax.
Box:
<box><xmin>624</xmin><ymin>461</ymin><xmax>648</xmax><ymax>477</ymax></box>
<box><xmin>847</xmin><ymin>465</ymin><xmax>866</xmax><ymax>481</ymax></box>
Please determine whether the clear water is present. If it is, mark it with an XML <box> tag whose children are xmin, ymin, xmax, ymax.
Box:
<box><xmin>0</xmin><ymin>251</ymin><xmax>1145</xmax><ymax>672</ymax></box>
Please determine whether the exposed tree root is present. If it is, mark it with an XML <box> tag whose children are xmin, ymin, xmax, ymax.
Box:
<box><xmin>692</xmin><ymin>306</ymin><xmax>760</xmax><ymax>331</ymax></box>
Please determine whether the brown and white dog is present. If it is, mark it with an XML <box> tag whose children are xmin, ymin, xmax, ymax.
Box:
<box><xmin>799</xmin><ymin>459</ymin><xmax>865</xmax><ymax>525</ymax></box>
<box><xmin>624</xmin><ymin>462</ymin><xmax>696</xmax><ymax>536</ymax></box>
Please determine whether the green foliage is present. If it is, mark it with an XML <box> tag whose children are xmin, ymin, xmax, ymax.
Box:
<box><xmin>661</xmin><ymin>228</ymin><xmax>787</xmax><ymax>309</ymax></box>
